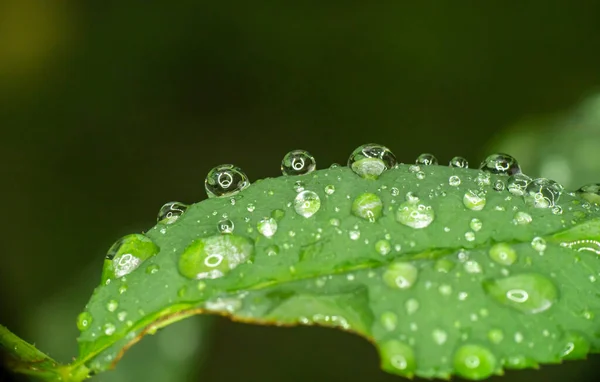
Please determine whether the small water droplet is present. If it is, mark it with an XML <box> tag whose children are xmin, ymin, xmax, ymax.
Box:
<box><xmin>256</xmin><ymin>217</ymin><xmax>278</xmax><ymax>238</ymax></box>
<box><xmin>480</xmin><ymin>153</ymin><xmax>521</xmax><ymax>176</ymax></box>
<box><xmin>294</xmin><ymin>190</ymin><xmax>321</xmax><ymax>218</ymax></box>
<box><xmin>449</xmin><ymin>156</ymin><xmax>469</xmax><ymax>168</ymax></box>
<box><xmin>531</xmin><ymin>237</ymin><xmax>547</xmax><ymax>253</ymax></box>
<box><xmin>464</xmin><ymin>232</ymin><xmax>476</xmax><ymax>242</ymax></box>
<box><xmin>379</xmin><ymin>340</ymin><xmax>416</xmax><ymax>376</ymax></box>
<box><xmin>324</xmin><ymin>185</ymin><xmax>335</xmax><ymax>195</ymax></box>
<box><xmin>449</xmin><ymin>175</ymin><xmax>461</xmax><ymax>186</ymax></box>
<box><xmin>432</xmin><ymin>329</ymin><xmax>448</xmax><ymax>345</ymax></box>
<box><xmin>483</xmin><ymin>273</ymin><xmax>557</xmax><ymax>314</ymax></box>
<box><xmin>77</xmin><ymin>312</ymin><xmax>93</xmax><ymax>332</ymax></box>
<box><xmin>464</xmin><ymin>260</ymin><xmax>481</xmax><ymax>273</ymax></box>
<box><xmin>352</xmin><ymin>193</ymin><xmax>383</xmax><ymax>222</ymax></box>
<box><xmin>493</xmin><ymin>179</ymin><xmax>505</xmax><ymax>191</ymax></box>
<box><xmin>103</xmin><ymin>323</ymin><xmax>116</xmax><ymax>336</ymax></box>
<box><xmin>524</xmin><ymin>178</ymin><xmax>563</xmax><ymax>208</ymax></box>
<box><xmin>106</xmin><ymin>300</ymin><xmax>118</xmax><ymax>312</ymax></box>
<box><xmin>217</xmin><ymin>218</ymin><xmax>235</xmax><ymax>234</ymax></box>
<box><xmin>514</xmin><ymin>211</ymin><xmax>532</xmax><ymax>225</ymax></box>
<box><xmin>117</xmin><ymin>311</ymin><xmax>127</xmax><ymax>322</ymax></box>
<box><xmin>246</xmin><ymin>203</ymin><xmax>255</xmax><ymax>212</ymax></box>
<box><xmin>470</xmin><ymin>218</ymin><xmax>482</xmax><ymax>232</ymax></box>
<box><xmin>489</xmin><ymin>243</ymin><xmax>517</xmax><ymax>265</ymax></box>
<box><xmin>487</xmin><ymin>329</ymin><xmax>504</xmax><ymax>344</ymax></box>
<box><xmin>405</xmin><ymin>298</ymin><xmax>420</xmax><ymax>314</ymax></box>
<box><xmin>390</xmin><ymin>187</ymin><xmax>400</xmax><ymax>196</ymax></box>
<box><xmin>205</xmin><ymin>164</ymin><xmax>250</xmax><ymax>198</ymax></box>
<box><xmin>375</xmin><ymin>239</ymin><xmax>391</xmax><ymax>255</ymax></box>
<box><xmin>508</xmin><ymin>174</ymin><xmax>531</xmax><ymax>196</ymax></box>
<box><xmin>281</xmin><ymin>149</ymin><xmax>316</xmax><ymax>176</ymax></box>
<box><xmin>435</xmin><ymin>258</ymin><xmax>455</xmax><ymax>273</ymax></box>
<box><xmin>396</xmin><ymin>200</ymin><xmax>435</xmax><ymax>229</ymax></box>
<box><xmin>329</xmin><ymin>218</ymin><xmax>340</xmax><ymax>226</ymax></box>
<box><xmin>380</xmin><ymin>312</ymin><xmax>398</xmax><ymax>331</ymax></box>
<box><xmin>348</xmin><ymin>143</ymin><xmax>397</xmax><ymax>179</ymax></box>
<box><xmin>349</xmin><ymin>230</ymin><xmax>361</xmax><ymax>240</ymax></box>
<box><xmin>157</xmin><ymin>201</ymin><xmax>189</xmax><ymax>224</ymax></box>
<box><xmin>453</xmin><ymin>344</ymin><xmax>497</xmax><ymax>380</ymax></box>
<box><xmin>271</xmin><ymin>209</ymin><xmax>285</xmax><ymax>221</ymax></box>
<box><xmin>383</xmin><ymin>262</ymin><xmax>418</xmax><ymax>289</ymax></box>
<box><xmin>265</xmin><ymin>244</ymin><xmax>280</xmax><ymax>256</ymax></box>
<box><xmin>102</xmin><ymin>234</ymin><xmax>159</xmax><ymax>282</ymax></box>
<box><xmin>145</xmin><ymin>264</ymin><xmax>160</xmax><ymax>274</ymax></box>
<box><xmin>576</xmin><ymin>183</ymin><xmax>600</xmax><ymax>204</ymax></box>
<box><xmin>463</xmin><ymin>190</ymin><xmax>486</xmax><ymax>211</ymax></box>
<box><xmin>415</xmin><ymin>153</ymin><xmax>438</xmax><ymax>166</ymax></box>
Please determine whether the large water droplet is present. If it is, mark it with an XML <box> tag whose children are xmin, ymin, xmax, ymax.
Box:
<box><xmin>415</xmin><ymin>153</ymin><xmax>438</xmax><ymax>166</ymax></box>
<box><xmin>157</xmin><ymin>201</ymin><xmax>189</xmax><ymax>224</ymax></box>
<box><xmin>489</xmin><ymin>243</ymin><xmax>517</xmax><ymax>265</ymax></box>
<box><xmin>347</xmin><ymin>143</ymin><xmax>397</xmax><ymax>179</ymax></box>
<box><xmin>449</xmin><ymin>156</ymin><xmax>469</xmax><ymax>168</ymax></box>
<box><xmin>396</xmin><ymin>199</ymin><xmax>435</xmax><ymax>229</ymax></box>
<box><xmin>102</xmin><ymin>234</ymin><xmax>159</xmax><ymax>282</ymax></box>
<box><xmin>205</xmin><ymin>164</ymin><xmax>250</xmax><ymax>198</ymax></box>
<box><xmin>379</xmin><ymin>340</ymin><xmax>416</xmax><ymax>376</ymax></box>
<box><xmin>178</xmin><ymin>234</ymin><xmax>254</xmax><ymax>280</ymax></box>
<box><xmin>257</xmin><ymin>217</ymin><xmax>278</xmax><ymax>238</ymax></box>
<box><xmin>281</xmin><ymin>149</ymin><xmax>316</xmax><ymax>176</ymax></box>
<box><xmin>453</xmin><ymin>344</ymin><xmax>497</xmax><ymax>380</ymax></box>
<box><xmin>507</xmin><ymin>174</ymin><xmax>531</xmax><ymax>196</ymax></box>
<box><xmin>383</xmin><ymin>262</ymin><xmax>418</xmax><ymax>289</ymax></box>
<box><xmin>351</xmin><ymin>193</ymin><xmax>383</xmax><ymax>222</ymax></box>
<box><xmin>463</xmin><ymin>190</ymin><xmax>486</xmax><ymax>211</ymax></box>
<box><xmin>294</xmin><ymin>190</ymin><xmax>321</xmax><ymax>218</ymax></box>
<box><xmin>479</xmin><ymin>153</ymin><xmax>521</xmax><ymax>176</ymax></box>
<box><xmin>76</xmin><ymin>312</ymin><xmax>93</xmax><ymax>332</ymax></box>
<box><xmin>524</xmin><ymin>178</ymin><xmax>563</xmax><ymax>208</ymax></box>
<box><xmin>483</xmin><ymin>273</ymin><xmax>558</xmax><ymax>314</ymax></box>
<box><xmin>576</xmin><ymin>183</ymin><xmax>600</xmax><ymax>204</ymax></box>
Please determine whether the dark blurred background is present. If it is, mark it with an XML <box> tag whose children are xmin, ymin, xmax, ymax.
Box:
<box><xmin>2</xmin><ymin>1</ymin><xmax>600</xmax><ymax>381</ymax></box>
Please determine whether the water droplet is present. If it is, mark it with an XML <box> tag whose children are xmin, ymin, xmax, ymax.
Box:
<box><xmin>349</xmin><ymin>230</ymin><xmax>360</xmax><ymax>240</ymax></box>
<box><xmin>281</xmin><ymin>149</ymin><xmax>316</xmax><ymax>176</ymax></box>
<box><xmin>434</xmin><ymin>258</ymin><xmax>455</xmax><ymax>273</ymax></box>
<box><xmin>561</xmin><ymin>239</ymin><xmax>600</xmax><ymax>254</ymax></box>
<box><xmin>380</xmin><ymin>312</ymin><xmax>398</xmax><ymax>331</ymax></box>
<box><xmin>246</xmin><ymin>203</ymin><xmax>255</xmax><ymax>212</ymax></box>
<box><xmin>329</xmin><ymin>218</ymin><xmax>340</xmax><ymax>226</ymax></box>
<box><xmin>271</xmin><ymin>209</ymin><xmax>285</xmax><ymax>221</ymax></box>
<box><xmin>396</xmin><ymin>200</ymin><xmax>435</xmax><ymax>229</ymax></box>
<box><xmin>560</xmin><ymin>331</ymin><xmax>590</xmax><ymax>360</ymax></box>
<box><xmin>524</xmin><ymin>178</ymin><xmax>563</xmax><ymax>208</ymax></box>
<box><xmin>576</xmin><ymin>183</ymin><xmax>600</xmax><ymax>204</ymax></box>
<box><xmin>379</xmin><ymin>340</ymin><xmax>416</xmax><ymax>376</ymax></box>
<box><xmin>102</xmin><ymin>234</ymin><xmax>159</xmax><ymax>282</ymax></box>
<box><xmin>439</xmin><ymin>284</ymin><xmax>453</xmax><ymax>296</ymax></box>
<box><xmin>470</xmin><ymin>218</ymin><xmax>482</xmax><ymax>232</ymax></box>
<box><xmin>449</xmin><ymin>175</ymin><xmax>461</xmax><ymax>186</ymax></box>
<box><xmin>383</xmin><ymin>262</ymin><xmax>418</xmax><ymax>289</ymax></box>
<box><xmin>217</xmin><ymin>219</ymin><xmax>235</xmax><ymax>234</ymax></box>
<box><xmin>487</xmin><ymin>329</ymin><xmax>504</xmax><ymax>344</ymax></box>
<box><xmin>463</xmin><ymin>190</ymin><xmax>486</xmax><ymax>211</ymax></box>
<box><xmin>375</xmin><ymin>239</ymin><xmax>391</xmax><ymax>255</ymax></box>
<box><xmin>257</xmin><ymin>217</ymin><xmax>278</xmax><ymax>238</ymax></box>
<box><xmin>293</xmin><ymin>180</ymin><xmax>305</xmax><ymax>193</ymax></box>
<box><xmin>449</xmin><ymin>156</ymin><xmax>469</xmax><ymax>168</ymax></box>
<box><xmin>324</xmin><ymin>185</ymin><xmax>335</xmax><ymax>195</ymax></box>
<box><xmin>483</xmin><ymin>273</ymin><xmax>558</xmax><ymax>314</ymax></box>
<box><xmin>265</xmin><ymin>244</ymin><xmax>280</xmax><ymax>256</ymax></box>
<box><xmin>390</xmin><ymin>187</ymin><xmax>400</xmax><ymax>196</ymax></box>
<box><xmin>205</xmin><ymin>164</ymin><xmax>250</xmax><ymax>198</ymax></box>
<box><xmin>464</xmin><ymin>260</ymin><xmax>481</xmax><ymax>273</ymax></box>
<box><xmin>294</xmin><ymin>190</ymin><xmax>321</xmax><ymax>218</ymax></box>
<box><xmin>531</xmin><ymin>237</ymin><xmax>547</xmax><ymax>253</ymax></box>
<box><xmin>415</xmin><ymin>153</ymin><xmax>438</xmax><ymax>166</ymax></box>
<box><xmin>178</xmin><ymin>234</ymin><xmax>254</xmax><ymax>280</ymax></box>
<box><xmin>508</xmin><ymin>174</ymin><xmax>531</xmax><ymax>196</ymax></box>
<box><xmin>76</xmin><ymin>312</ymin><xmax>93</xmax><ymax>332</ymax></box>
<box><xmin>454</xmin><ymin>344</ymin><xmax>497</xmax><ymax>380</ymax></box>
<box><xmin>352</xmin><ymin>193</ymin><xmax>383</xmax><ymax>222</ymax></box>
<box><xmin>493</xmin><ymin>179</ymin><xmax>505</xmax><ymax>191</ymax></box>
<box><xmin>489</xmin><ymin>243</ymin><xmax>517</xmax><ymax>265</ymax></box>
<box><xmin>347</xmin><ymin>143</ymin><xmax>397</xmax><ymax>179</ymax></box>
<box><xmin>106</xmin><ymin>300</ymin><xmax>118</xmax><ymax>312</ymax></box>
<box><xmin>514</xmin><ymin>211</ymin><xmax>532</xmax><ymax>225</ymax></box>
<box><xmin>145</xmin><ymin>264</ymin><xmax>160</xmax><ymax>274</ymax></box>
<box><xmin>103</xmin><ymin>323</ymin><xmax>116</xmax><ymax>336</ymax></box>
<box><xmin>465</xmin><ymin>232</ymin><xmax>476</xmax><ymax>242</ymax></box>
<box><xmin>480</xmin><ymin>153</ymin><xmax>521</xmax><ymax>176</ymax></box>
<box><xmin>405</xmin><ymin>298</ymin><xmax>419</xmax><ymax>314</ymax></box>
<box><xmin>117</xmin><ymin>311</ymin><xmax>127</xmax><ymax>322</ymax></box>
<box><xmin>432</xmin><ymin>329</ymin><xmax>448</xmax><ymax>345</ymax></box>
<box><xmin>157</xmin><ymin>201</ymin><xmax>189</xmax><ymax>224</ymax></box>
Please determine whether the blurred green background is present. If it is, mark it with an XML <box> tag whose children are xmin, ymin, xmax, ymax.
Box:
<box><xmin>2</xmin><ymin>1</ymin><xmax>600</xmax><ymax>381</ymax></box>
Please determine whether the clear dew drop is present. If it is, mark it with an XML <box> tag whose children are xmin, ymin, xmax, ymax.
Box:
<box><xmin>449</xmin><ymin>175</ymin><xmax>461</xmax><ymax>186</ymax></box>
<box><xmin>415</xmin><ymin>153</ymin><xmax>438</xmax><ymax>166</ymax></box>
<box><xmin>103</xmin><ymin>323</ymin><xmax>116</xmax><ymax>336</ymax></box>
<box><xmin>470</xmin><ymin>218</ymin><xmax>482</xmax><ymax>232</ymax></box>
<box><xmin>375</xmin><ymin>239</ymin><xmax>392</xmax><ymax>255</ymax></box>
<box><xmin>464</xmin><ymin>232</ymin><xmax>476</xmax><ymax>242</ymax></box>
<box><xmin>449</xmin><ymin>156</ymin><xmax>469</xmax><ymax>168</ymax></box>
<box><xmin>487</xmin><ymin>329</ymin><xmax>504</xmax><ymax>344</ymax></box>
<box><xmin>102</xmin><ymin>234</ymin><xmax>159</xmax><ymax>283</ymax></box>
<box><xmin>157</xmin><ymin>201</ymin><xmax>189</xmax><ymax>224</ymax></box>
<box><xmin>576</xmin><ymin>183</ymin><xmax>600</xmax><ymax>205</ymax></box>
<box><xmin>463</xmin><ymin>190</ymin><xmax>486</xmax><ymax>211</ymax></box>
<box><xmin>347</xmin><ymin>143</ymin><xmax>397</xmax><ymax>179</ymax></box>
<box><xmin>294</xmin><ymin>190</ymin><xmax>321</xmax><ymax>218</ymax></box>
<box><xmin>380</xmin><ymin>312</ymin><xmax>398</xmax><ymax>331</ymax></box>
<box><xmin>405</xmin><ymin>298</ymin><xmax>420</xmax><ymax>314</ymax></box>
<box><xmin>324</xmin><ymin>185</ymin><xmax>335</xmax><ymax>195</ymax></box>
<box><xmin>560</xmin><ymin>331</ymin><xmax>591</xmax><ymax>360</ymax></box>
<box><xmin>432</xmin><ymin>329</ymin><xmax>448</xmax><ymax>345</ymax></box>
<box><xmin>396</xmin><ymin>200</ymin><xmax>435</xmax><ymax>229</ymax></box>
<box><xmin>483</xmin><ymin>273</ymin><xmax>558</xmax><ymax>314</ymax></box>
<box><xmin>217</xmin><ymin>219</ymin><xmax>235</xmax><ymax>234</ymax></box>
<box><xmin>205</xmin><ymin>164</ymin><xmax>250</xmax><ymax>198</ymax></box>
<box><xmin>524</xmin><ymin>178</ymin><xmax>563</xmax><ymax>208</ymax></box>
<box><xmin>435</xmin><ymin>258</ymin><xmax>455</xmax><ymax>273</ymax></box>
<box><xmin>531</xmin><ymin>237</ymin><xmax>547</xmax><ymax>253</ymax></box>
<box><xmin>514</xmin><ymin>211</ymin><xmax>532</xmax><ymax>225</ymax></box>
<box><xmin>257</xmin><ymin>217</ymin><xmax>278</xmax><ymax>238</ymax></box>
<box><xmin>351</xmin><ymin>193</ymin><xmax>383</xmax><ymax>222</ymax></box>
<box><xmin>281</xmin><ymin>149</ymin><xmax>316</xmax><ymax>176</ymax></box>
<box><xmin>106</xmin><ymin>300</ymin><xmax>118</xmax><ymax>312</ymax></box>
<box><xmin>453</xmin><ymin>344</ymin><xmax>497</xmax><ymax>380</ymax></box>
<box><xmin>271</xmin><ymin>209</ymin><xmax>285</xmax><ymax>221</ymax></box>
<box><xmin>493</xmin><ymin>179</ymin><xmax>505</xmax><ymax>191</ymax></box>
<box><xmin>489</xmin><ymin>243</ymin><xmax>517</xmax><ymax>265</ymax></box>
<box><xmin>383</xmin><ymin>262</ymin><xmax>418</xmax><ymax>289</ymax></box>
<box><xmin>178</xmin><ymin>234</ymin><xmax>254</xmax><ymax>280</ymax></box>
<box><xmin>145</xmin><ymin>264</ymin><xmax>160</xmax><ymax>274</ymax></box>
<box><xmin>507</xmin><ymin>174</ymin><xmax>532</xmax><ymax>196</ymax></box>
<box><xmin>479</xmin><ymin>153</ymin><xmax>521</xmax><ymax>176</ymax></box>
<box><xmin>76</xmin><ymin>312</ymin><xmax>93</xmax><ymax>332</ymax></box>
<box><xmin>265</xmin><ymin>244</ymin><xmax>280</xmax><ymax>256</ymax></box>
<box><xmin>379</xmin><ymin>340</ymin><xmax>416</xmax><ymax>376</ymax></box>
